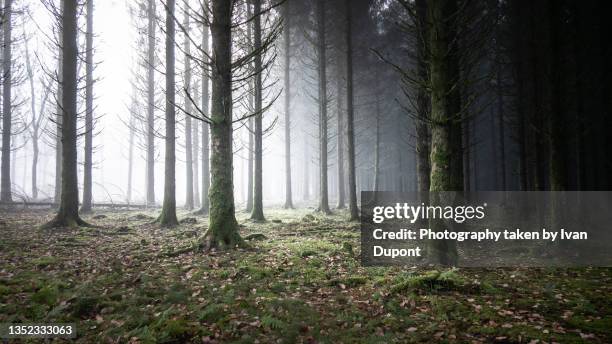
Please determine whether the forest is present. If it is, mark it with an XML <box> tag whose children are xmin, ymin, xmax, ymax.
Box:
<box><xmin>1</xmin><ymin>0</ymin><xmax>611</xmax><ymax>342</ymax></box>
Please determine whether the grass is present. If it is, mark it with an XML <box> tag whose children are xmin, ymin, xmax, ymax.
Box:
<box><xmin>0</xmin><ymin>207</ymin><xmax>610</xmax><ymax>343</ymax></box>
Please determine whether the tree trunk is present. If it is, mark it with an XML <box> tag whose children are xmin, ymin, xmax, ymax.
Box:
<box><xmin>54</xmin><ymin>0</ymin><xmax>64</xmax><ymax>204</ymax></box>
<box><xmin>373</xmin><ymin>96</ymin><xmax>380</xmax><ymax>191</ymax></box>
<box><xmin>81</xmin><ymin>0</ymin><xmax>94</xmax><ymax>213</ymax></box>
<box><xmin>546</xmin><ymin>0</ymin><xmax>567</xmax><ymax>191</ymax></box>
<box><xmin>415</xmin><ymin>0</ymin><xmax>430</xmax><ymax>192</ymax></box>
<box><xmin>302</xmin><ymin>134</ymin><xmax>309</xmax><ymax>201</ymax></box>
<box><xmin>1</xmin><ymin>0</ymin><xmax>12</xmax><ymax>202</ymax></box>
<box><xmin>283</xmin><ymin>2</ymin><xmax>294</xmax><ymax>209</ymax></box>
<box><xmin>344</xmin><ymin>0</ymin><xmax>358</xmax><ymax>220</ymax></box>
<box><xmin>193</xmin><ymin>114</ymin><xmax>200</xmax><ymax>208</ymax></box>
<box><xmin>316</xmin><ymin>0</ymin><xmax>330</xmax><ymax>214</ymax></box>
<box><xmin>184</xmin><ymin>9</ymin><xmax>194</xmax><ymax>210</ymax></box>
<box><xmin>336</xmin><ymin>50</ymin><xmax>345</xmax><ymax>208</ymax></box>
<box><xmin>146</xmin><ymin>0</ymin><xmax>156</xmax><ymax>206</ymax></box>
<box><xmin>43</xmin><ymin>0</ymin><xmax>89</xmax><ymax>228</ymax></box>
<box><xmin>157</xmin><ymin>0</ymin><xmax>179</xmax><ymax>227</ymax></box>
<box><xmin>427</xmin><ymin>0</ymin><xmax>460</xmax><ymax>265</ymax></box>
<box><xmin>250</xmin><ymin>0</ymin><xmax>265</xmax><ymax>221</ymax></box>
<box><xmin>196</xmin><ymin>20</ymin><xmax>210</xmax><ymax>215</ymax></box>
<box><xmin>202</xmin><ymin>0</ymin><xmax>243</xmax><ymax>249</ymax></box>
<box><xmin>127</xmin><ymin>106</ymin><xmax>134</xmax><ymax>203</ymax></box>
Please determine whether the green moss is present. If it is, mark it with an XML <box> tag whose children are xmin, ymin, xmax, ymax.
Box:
<box><xmin>31</xmin><ymin>285</ymin><xmax>59</xmax><ymax>305</ymax></box>
<box><xmin>32</xmin><ymin>256</ymin><xmax>58</xmax><ymax>268</ymax></box>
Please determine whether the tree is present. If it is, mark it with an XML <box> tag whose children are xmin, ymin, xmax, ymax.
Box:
<box><xmin>195</xmin><ymin>13</ymin><xmax>210</xmax><ymax>216</ymax></box>
<box><xmin>250</xmin><ymin>0</ymin><xmax>265</xmax><ymax>221</ymax></box>
<box><xmin>184</xmin><ymin>7</ymin><xmax>194</xmax><ymax>210</ymax></box>
<box><xmin>315</xmin><ymin>0</ymin><xmax>330</xmax><ymax>214</ymax></box>
<box><xmin>344</xmin><ymin>0</ymin><xmax>358</xmax><ymax>220</ymax></box>
<box><xmin>24</xmin><ymin>21</ymin><xmax>52</xmax><ymax>200</ymax></box>
<box><xmin>157</xmin><ymin>0</ymin><xmax>179</xmax><ymax>227</ymax></box>
<box><xmin>201</xmin><ymin>0</ymin><xmax>243</xmax><ymax>248</ymax></box>
<box><xmin>414</xmin><ymin>0</ymin><xmax>430</xmax><ymax>192</ymax></box>
<box><xmin>54</xmin><ymin>0</ymin><xmax>64</xmax><ymax>204</ymax></box>
<box><xmin>427</xmin><ymin>0</ymin><xmax>461</xmax><ymax>265</ymax></box>
<box><xmin>1</xmin><ymin>0</ymin><xmax>12</xmax><ymax>202</ymax></box>
<box><xmin>81</xmin><ymin>0</ymin><xmax>94</xmax><ymax>213</ymax></box>
<box><xmin>282</xmin><ymin>1</ymin><xmax>293</xmax><ymax>209</ymax></box>
<box><xmin>43</xmin><ymin>0</ymin><xmax>90</xmax><ymax>228</ymax></box>
<box><xmin>145</xmin><ymin>0</ymin><xmax>156</xmax><ymax>206</ymax></box>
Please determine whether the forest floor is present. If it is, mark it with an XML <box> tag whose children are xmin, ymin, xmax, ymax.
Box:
<box><xmin>0</xmin><ymin>208</ymin><xmax>611</xmax><ymax>343</ymax></box>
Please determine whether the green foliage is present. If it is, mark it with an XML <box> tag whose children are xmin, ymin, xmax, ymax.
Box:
<box><xmin>31</xmin><ymin>285</ymin><xmax>59</xmax><ymax>305</ymax></box>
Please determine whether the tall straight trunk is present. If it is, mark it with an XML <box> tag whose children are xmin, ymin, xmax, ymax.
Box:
<box><xmin>283</xmin><ymin>2</ymin><xmax>294</xmax><ymax>209</ymax></box>
<box><xmin>81</xmin><ymin>0</ymin><xmax>94</xmax><ymax>212</ymax></box>
<box><xmin>197</xmin><ymin>19</ymin><xmax>210</xmax><ymax>215</ymax></box>
<box><xmin>315</xmin><ymin>0</ymin><xmax>330</xmax><ymax>214</ymax></box>
<box><xmin>43</xmin><ymin>0</ymin><xmax>88</xmax><ymax>228</ymax></box>
<box><xmin>31</xmin><ymin>132</ymin><xmax>38</xmax><ymax>199</ymax></box>
<box><xmin>146</xmin><ymin>0</ymin><xmax>156</xmax><ymax>206</ymax></box>
<box><xmin>546</xmin><ymin>0</ymin><xmax>567</xmax><ymax>191</ymax></box>
<box><xmin>336</xmin><ymin>53</ymin><xmax>345</xmax><ymax>208</ymax></box>
<box><xmin>427</xmin><ymin>0</ymin><xmax>460</xmax><ymax>265</ymax></box>
<box><xmin>373</xmin><ymin>97</ymin><xmax>380</xmax><ymax>191</ymax></box>
<box><xmin>302</xmin><ymin>134</ymin><xmax>309</xmax><ymax>201</ymax></box>
<box><xmin>193</xmin><ymin>114</ymin><xmax>200</xmax><ymax>208</ymax></box>
<box><xmin>495</xmin><ymin>37</ymin><xmax>506</xmax><ymax>190</ymax></box>
<box><xmin>1</xmin><ymin>0</ymin><xmax>12</xmax><ymax>202</ymax></box>
<box><xmin>54</xmin><ymin>0</ymin><xmax>64</xmax><ymax>204</ymax></box>
<box><xmin>344</xmin><ymin>0</ymin><xmax>358</xmax><ymax>220</ymax></box>
<box><xmin>127</xmin><ymin>107</ymin><xmax>135</xmax><ymax>203</ymax></box>
<box><xmin>203</xmin><ymin>0</ymin><xmax>243</xmax><ymax>249</ymax></box>
<box><xmin>415</xmin><ymin>0</ymin><xmax>430</xmax><ymax>192</ymax></box>
<box><xmin>245</xmin><ymin>0</ymin><xmax>254</xmax><ymax>213</ymax></box>
<box><xmin>24</xmin><ymin>29</ymin><xmax>42</xmax><ymax>199</ymax></box>
<box><xmin>250</xmin><ymin>0</ymin><xmax>265</xmax><ymax>221</ymax></box>
<box><xmin>184</xmin><ymin>9</ymin><xmax>194</xmax><ymax>210</ymax></box>
<box><xmin>246</xmin><ymin>117</ymin><xmax>253</xmax><ymax>211</ymax></box>
<box><xmin>158</xmin><ymin>0</ymin><xmax>178</xmax><ymax>226</ymax></box>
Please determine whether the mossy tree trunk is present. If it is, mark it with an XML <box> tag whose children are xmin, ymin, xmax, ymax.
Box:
<box><xmin>202</xmin><ymin>0</ymin><xmax>243</xmax><ymax>249</ymax></box>
<box><xmin>250</xmin><ymin>0</ymin><xmax>265</xmax><ymax>221</ymax></box>
<box><xmin>427</xmin><ymin>0</ymin><xmax>461</xmax><ymax>265</ymax></box>
<box><xmin>157</xmin><ymin>0</ymin><xmax>179</xmax><ymax>227</ymax></box>
<box><xmin>43</xmin><ymin>0</ymin><xmax>90</xmax><ymax>229</ymax></box>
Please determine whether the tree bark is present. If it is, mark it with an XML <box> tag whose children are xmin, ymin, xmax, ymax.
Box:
<box><xmin>315</xmin><ymin>0</ymin><xmax>330</xmax><ymax>214</ymax></box>
<box><xmin>196</xmin><ymin>18</ymin><xmax>210</xmax><ymax>215</ymax></box>
<box><xmin>202</xmin><ymin>0</ymin><xmax>243</xmax><ymax>249</ymax></box>
<box><xmin>250</xmin><ymin>0</ymin><xmax>265</xmax><ymax>221</ymax></box>
<box><xmin>43</xmin><ymin>0</ymin><xmax>89</xmax><ymax>228</ymax></box>
<box><xmin>415</xmin><ymin>0</ymin><xmax>430</xmax><ymax>192</ymax></box>
<box><xmin>81</xmin><ymin>0</ymin><xmax>94</xmax><ymax>212</ymax></box>
<box><xmin>157</xmin><ymin>0</ymin><xmax>179</xmax><ymax>227</ymax></box>
<box><xmin>344</xmin><ymin>0</ymin><xmax>358</xmax><ymax>220</ymax></box>
<box><xmin>335</xmin><ymin>46</ymin><xmax>345</xmax><ymax>208</ymax></box>
<box><xmin>427</xmin><ymin>0</ymin><xmax>460</xmax><ymax>265</ymax></box>
<box><xmin>1</xmin><ymin>0</ymin><xmax>12</xmax><ymax>202</ymax></box>
<box><xmin>193</xmin><ymin>113</ymin><xmax>200</xmax><ymax>208</ymax></box>
<box><xmin>283</xmin><ymin>2</ymin><xmax>294</xmax><ymax>209</ymax></box>
<box><xmin>54</xmin><ymin>0</ymin><xmax>64</xmax><ymax>205</ymax></box>
<box><xmin>184</xmin><ymin>8</ymin><xmax>194</xmax><ymax>210</ymax></box>
<box><xmin>146</xmin><ymin>0</ymin><xmax>156</xmax><ymax>206</ymax></box>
